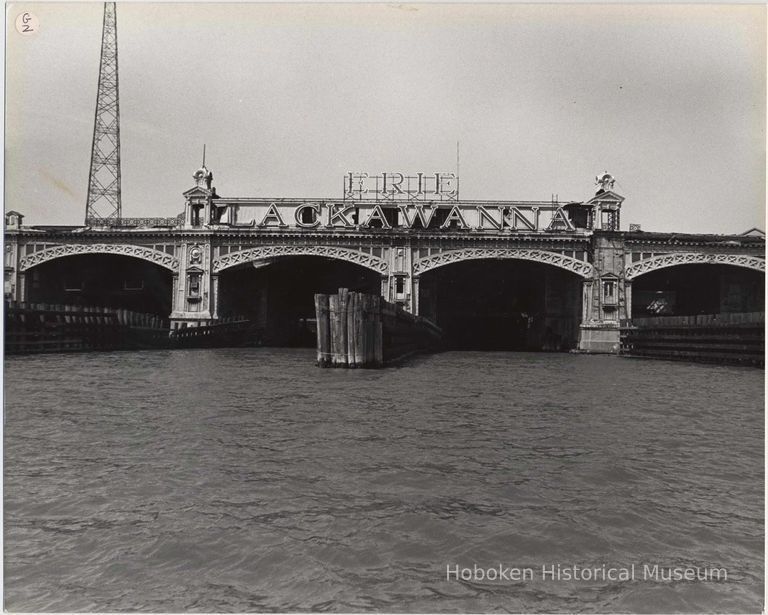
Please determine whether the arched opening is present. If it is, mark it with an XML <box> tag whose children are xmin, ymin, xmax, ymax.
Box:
<box><xmin>418</xmin><ymin>259</ymin><xmax>582</xmax><ymax>351</ymax></box>
<box><xmin>632</xmin><ymin>264</ymin><xmax>764</xmax><ymax>317</ymax></box>
<box><xmin>217</xmin><ymin>256</ymin><xmax>381</xmax><ymax>346</ymax></box>
<box><xmin>24</xmin><ymin>254</ymin><xmax>174</xmax><ymax>316</ymax></box>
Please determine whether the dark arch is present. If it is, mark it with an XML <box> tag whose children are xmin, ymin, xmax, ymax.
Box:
<box><xmin>24</xmin><ymin>253</ymin><xmax>174</xmax><ymax>316</ymax></box>
<box><xmin>631</xmin><ymin>262</ymin><xmax>764</xmax><ymax>317</ymax></box>
<box><xmin>418</xmin><ymin>257</ymin><xmax>583</xmax><ymax>351</ymax></box>
<box><xmin>217</xmin><ymin>255</ymin><xmax>382</xmax><ymax>346</ymax></box>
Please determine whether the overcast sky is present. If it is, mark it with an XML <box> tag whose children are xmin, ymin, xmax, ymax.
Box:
<box><xmin>5</xmin><ymin>2</ymin><xmax>766</xmax><ymax>233</ymax></box>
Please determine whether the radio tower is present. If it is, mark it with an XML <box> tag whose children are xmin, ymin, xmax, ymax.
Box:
<box><xmin>85</xmin><ymin>2</ymin><xmax>121</xmax><ymax>224</ymax></box>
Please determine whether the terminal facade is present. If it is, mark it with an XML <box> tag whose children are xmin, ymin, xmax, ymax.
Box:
<box><xmin>5</xmin><ymin>169</ymin><xmax>765</xmax><ymax>353</ymax></box>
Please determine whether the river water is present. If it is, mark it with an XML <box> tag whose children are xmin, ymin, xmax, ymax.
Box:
<box><xmin>3</xmin><ymin>349</ymin><xmax>764</xmax><ymax>613</ymax></box>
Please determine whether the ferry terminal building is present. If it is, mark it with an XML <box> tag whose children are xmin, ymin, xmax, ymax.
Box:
<box><xmin>4</xmin><ymin>169</ymin><xmax>765</xmax><ymax>353</ymax></box>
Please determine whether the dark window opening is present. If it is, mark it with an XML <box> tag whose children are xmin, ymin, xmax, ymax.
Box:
<box><xmin>63</xmin><ymin>278</ymin><xmax>83</xmax><ymax>292</ymax></box>
<box><xmin>603</xmin><ymin>280</ymin><xmax>616</xmax><ymax>301</ymax></box>
<box><xmin>188</xmin><ymin>273</ymin><xmax>201</xmax><ymax>297</ymax></box>
<box><xmin>123</xmin><ymin>279</ymin><xmax>144</xmax><ymax>291</ymax></box>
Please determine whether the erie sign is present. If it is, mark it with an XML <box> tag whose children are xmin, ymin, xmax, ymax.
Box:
<box><xmin>344</xmin><ymin>172</ymin><xmax>458</xmax><ymax>201</ymax></box>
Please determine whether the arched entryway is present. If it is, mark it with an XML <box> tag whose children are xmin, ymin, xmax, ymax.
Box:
<box><xmin>217</xmin><ymin>255</ymin><xmax>382</xmax><ymax>346</ymax></box>
<box><xmin>23</xmin><ymin>253</ymin><xmax>174</xmax><ymax>316</ymax></box>
<box><xmin>418</xmin><ymin>259</ymin><xmax>584</xmax><ymax>351</ymax></box>
<box><xmin>630</xmin><ymin>264</ymin><xmax>764</xmax><ymax>317</ymax></box>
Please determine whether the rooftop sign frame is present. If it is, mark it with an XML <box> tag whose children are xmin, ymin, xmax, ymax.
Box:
<box><xmin>343</xmin><ymin>172</ymin><xmax>459</xmax><ymax>202</ymax></box>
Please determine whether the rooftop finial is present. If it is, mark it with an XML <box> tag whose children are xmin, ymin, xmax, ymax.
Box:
<box><xmin>194</xmin><ymin>146</ymin><xmax>213</xmax><ymax>190</ymax></box>
<box><xmin>595</xmin><ymin>171</ymin><xmax>615</xmax><ymax>193</ymax></box>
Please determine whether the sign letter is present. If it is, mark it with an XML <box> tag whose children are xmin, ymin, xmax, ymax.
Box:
<box><xmin>361</xmin><ymin>204</ymin><xmax>392</xmax><ymax>229</ymax></box>
<box><xmin>546</xmin><ymin>207</ymin><xmax>575</xmax><ymax>231</ymax></box>
<box><xmin>294</xmin><ymin>203</ymin><xmax>321</xmax><ymax>228</ymax></box>
<box><xmin>440</xmin><ymin>205</ymin><xmax>469</xmax><ymax>229</ymax></box>
<box><xmin>259</xmin><ymin>203</ymin><xmax>287</xmax><ymax>227</ymax></box>
<box><xmin>503</xmin><ymin>207</ymin><xmax>539</xmax><ymax>231</ymax></box>
<box><xmin>326</xmin><ymin>203</ymin><xmax>357</xmax><ymax>228</ymax></box>
<box><xmin>476</xmin><ymin>206</ymin><xmax>504</xmax><ymax>230</ymax></box>
<box><xmin>398</xmin><ymin>204</ymin><xmax>437</xmax><ymax>229</ymax></box>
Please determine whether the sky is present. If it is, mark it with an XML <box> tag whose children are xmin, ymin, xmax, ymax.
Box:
<box><xmin>5</xmin><ymin>2</ymin><xmax>766</xmax><ymax>233</ymax></box>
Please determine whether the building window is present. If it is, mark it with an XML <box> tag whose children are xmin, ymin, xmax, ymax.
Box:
<box><xmin>188</xmin><ymin>273</ymin><xmax>201</xmax><ymax>299</ymax></box>
<box><xmin>603</xmin><ymin>280</ymin><xmax>616</xmax><ymax>303</ymax></box>
<box><xmin>395</xmin><ymin>249</ymin><xmax>405</xmax><ymax>272</ymax></box>
<box><xmin>395</xmin><ymin>276</ymin><xmax>405</xmax><ymax>297</ymax></box>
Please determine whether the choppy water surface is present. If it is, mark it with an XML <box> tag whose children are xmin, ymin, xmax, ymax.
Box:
<box><xmin>4</xmin><ymin>349</ymin><xmax>764</xmax><ymax>613</ymax></box>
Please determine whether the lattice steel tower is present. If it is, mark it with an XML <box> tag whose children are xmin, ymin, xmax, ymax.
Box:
<box><xmin>85</xmin><ymin>2</ymin><xmax>121</xmax><ymax>224</ymax></box>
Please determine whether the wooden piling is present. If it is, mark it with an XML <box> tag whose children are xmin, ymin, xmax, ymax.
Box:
<box><xmin>346</xmin><ymin>292</ymin><xmax>358</xmax><ymax>368</ymax></box>
<box><xmin>314</xmin><ymin>293</ymin><xmax>331</xmax><ymax>366</ymax></box>
<box><xmin>372</xmin><ymin>295</ymin><xmax>383</xmax><ymax>367</ymax></box>
<box><xmin>329</xmin><ymin>294</ymin><xmax>342</xmax><ymax>367</ymax></box>
<box><xmin>337</xmin><ymin>288</ymin><xmax>349</xmax><ymax>367</ymax></box>
<box><xmin>367</xmin><ymin>295</ymin><xmax>377</xmax><ymax>366</ymax></box>
<box><xmin>353</xmin><ymin>293</ymin><xmax>365</xmax><ymax>367</ymax></box>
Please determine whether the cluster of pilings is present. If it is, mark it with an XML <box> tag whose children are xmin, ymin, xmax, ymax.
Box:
<box><xmin>314</xmin><ymin>290</ymin><xmax>383</xmax><ymax>367</ymax></box>
<box><xmin>314</xmin><ymin>289</ymin><xmax>443</xmax><ymax>368</ymax></box>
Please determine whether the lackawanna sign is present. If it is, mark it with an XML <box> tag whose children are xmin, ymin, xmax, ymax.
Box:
<box><xmin>213</xmin><ymin>172</ymin><xmax>579</xmax><ymax>232</ymax></box>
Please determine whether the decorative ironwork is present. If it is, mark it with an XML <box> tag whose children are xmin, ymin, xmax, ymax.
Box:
<box><xmin>213</xmin><ymin>245</ymin><xmax>389</xmax><ymax>274</ymax></box>
<box><xmin>85</xmin><ymin>217</ymin><xmax>181</xmax><ymax>228</ymax></box>
<box><xmin>413</xmin><ymin>248</ymin><xmax>594</xmax><ymax>277</ymax></box>
<box><xmin>85</xmin><ymin>2</ymin><xmax>122</xmax><ymax>223</ymax></box>
<box><xmin>19</xmin><ymin>243</ymin><xmax>179</xmax><ymax>272</ymax></box>
<box><xmin>625</xmin><ymin>252</ymin><xmax>765</xmax><ymax>280</ymax></box>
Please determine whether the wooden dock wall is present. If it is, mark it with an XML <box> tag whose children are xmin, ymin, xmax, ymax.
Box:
<box><xmin>168</xmin><ymin>320</ymin><xmax>262</xmax><ymax>348</ymax></box>
<box><xmin>314</xmin><ymin>289</ymin><xmax>443</xmax><ymax>367</ymax></box>
<box><xmin>4</xmin><ymin>301</ymin><xmax>266</xmax><ymax>354</ymax></box>
<box><xmin>620</xmin><ymin>312</ymin><xmax>764</xmax><ymax>367</ymax></box>
<box><xmin>4</xmin><ymin>301</ymin><xmax>170</xmax><ymax>354</ymax></box>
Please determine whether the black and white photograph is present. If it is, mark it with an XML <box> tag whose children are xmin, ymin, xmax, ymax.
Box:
<box><xmin>3</xmin><ymin>2</ymin><xmax>765</xmax><ymax>613</ymax></box>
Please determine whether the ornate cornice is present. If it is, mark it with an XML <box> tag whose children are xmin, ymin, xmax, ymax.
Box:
<box><xmin>413</xmin><ymin>248</ymin><xmax>594</xmax><ymax>277</ymax></box>
<box><xmin>625</xmin><ymin>252</ymin><xmax>765</xmax><ymax>280</ymax></box>
<box><xmin>19</xmin><ymin>243</ymin><xmax>179</xmax><ymax>272</ymax></box>
<box><xmin>213</xmin><ymin>245</ymin><xmax>389</xmax><ymax>274</ymax></box>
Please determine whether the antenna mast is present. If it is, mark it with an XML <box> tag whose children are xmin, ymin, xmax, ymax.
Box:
<box><xmin>456</xmin><ymin>140</ymin><xmax>460</xmax><ymax>199</ymax></box>
<box><xmin>85</xmin><ymin>2</ymin><xmax>122</xmax><ymax>224</ymax></box>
